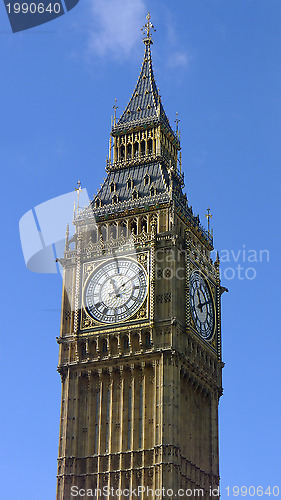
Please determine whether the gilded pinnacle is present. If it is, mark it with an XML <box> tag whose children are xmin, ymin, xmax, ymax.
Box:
<box><xmin>113</xmin><ymin>98</ymin><xmax>118</xmax><ymax>125</ymax></box>
<box><xmin>205</xmin><ymin>207</ymin><xmax>212</xmax><ymax>234</ymax></box>
<box><xmin>75</xmin><ymin>180</ymin><xmax>82</xmax><ymax>208</ymax></box>
<box><xmin>141</xmin><ymin>12</ymin><xmax>156</xmax><ymax>44</ymax></box>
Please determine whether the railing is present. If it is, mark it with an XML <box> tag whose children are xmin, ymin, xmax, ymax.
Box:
<box><xmin>64</xmin><ymin>230</ymin><xmax>153</xmax><ymax>260</ymax></box>
<box><xmin>74</xmin><ymin>192</ymin><xmax>171</xmax><ymax>222</ymax></box>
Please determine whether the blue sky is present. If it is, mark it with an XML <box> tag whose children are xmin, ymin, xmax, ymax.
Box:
<box><xmin>1</xmin><ymin>0</ymin><xmax>281</xmax><ymax>498</ymax></box>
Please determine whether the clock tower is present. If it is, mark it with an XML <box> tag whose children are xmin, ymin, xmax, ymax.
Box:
<box><xmin>56</xmin><ymin>14</ymin><xmax>224</xmax><ymax>500</ymax></box>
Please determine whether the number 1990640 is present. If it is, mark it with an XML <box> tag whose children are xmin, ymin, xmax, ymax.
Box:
<box><xmin>6</xmin><ymin>3</ymin><xmax>61</xmax><ymax>14</ymax></box>
<box><xmin>226</xmin><ymin>486</ymin><xmax>279</xmax><ymax>497</ymax></box>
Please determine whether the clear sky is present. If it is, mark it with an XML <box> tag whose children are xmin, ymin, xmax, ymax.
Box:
<box><xmin>1</xmin><ymin>0</ymin><xmax>281</xmax><ymax>498</ymax></box>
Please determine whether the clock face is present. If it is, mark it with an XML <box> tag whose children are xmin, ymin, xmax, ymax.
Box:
<box><xmin>84</xmin><ymin>257</ymin><xmax>148</xmax><ymax>324</ymax></box>
<box><xmin>190</xmin><ymin>272</ymin><xmax>215</xmax><ymax>339</ymax></box>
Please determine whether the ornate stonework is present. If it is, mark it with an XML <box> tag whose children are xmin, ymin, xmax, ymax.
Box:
<box><xmin>56</xmin><ymin>14</ymin><xmax>224</xmax><ymax>500</ymax></box>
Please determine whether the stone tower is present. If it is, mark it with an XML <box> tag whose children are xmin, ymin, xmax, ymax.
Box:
<box><xmin>56</xmin><ymin>14</ymin><xmax>224</xmax><ymax>500</ymax></box>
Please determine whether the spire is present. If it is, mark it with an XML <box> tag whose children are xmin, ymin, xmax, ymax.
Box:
<box><xmin>112</xmin><ymin>13</ymin><xmax>179</xmax><ymax>148</ymax></box>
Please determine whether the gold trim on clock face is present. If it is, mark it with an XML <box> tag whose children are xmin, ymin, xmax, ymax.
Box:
<box><xmin>83</xmin><ymin>257</ymin><xmax>148</xmax><ymax>324</ymax></box>
<box><xmin>190</xmin><ymin>271</ymin><xmax>215</xmax><ymax>340</ymax></box>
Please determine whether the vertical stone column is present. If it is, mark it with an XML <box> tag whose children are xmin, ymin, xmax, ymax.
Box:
<box><xmin>210</xmin><ymin>390</ymin><xmax>219</xmax><ymax>490</ymax></box>
<box><xmin>124</xmin><ymin>134</ymin><xmax>127</xmax><ymax>162</ymax></box>
<box><xmin>156</xmin><ymin>126</ymin><xmax>160</xmax><ymax>156</ymax></box>
<box><xmin>84</xmin><ymin>370</ymin><xmax>91</xmax><ymax>494</ymax></box>
<box><xmin>96</xmin><ymin>369</ymin><xmax>103</xmax><ymax>495</ymax></box>
<box><xmin>73</xmin><ymin>231</ymin><xmax>82</xmax><ymax>336</ymax></box>
<box><xmin>108</xmin><ymin>368</ymin><xmax>114</xmax><ymax>494</ymax></box>
<box><xmin>150</xmin><ymin>221</ymin><xmax>156</xmax><ymax>327</ymax></box>
<box><xmin>57</xmin><ymin>370</ymin><xmax>69</xmax><ymax>500</ymax></box>
<box><xmin>215</xmin><ymin>253</ymin><xmax>222</xmax><ymax>361</ymax></box>
<box><xmin>185</xmin><ymin>230</ymin><xmax>191</xmax><ymax>328</ymax></box>
<box><xmin>72</xmin><ymin>371</ymin><xmax>80</xmax><ymax>460</ymax></box>
<box><xmin>118</xmin><ymin>366</ymin><xmax>124</xmax><ymax>495</ymax></box>
<box><xmin>113</xmin><ymin>137</ymin><xmax>117</xmax><ymax>163</ymax></box>
<box><xmin>141</xmin><ymin>362</ymin><xmax>145</xmax><ymax>451</ymax></box>
<box><xmin>154</xmin><ymin>356</ymin><xmax>163</xmax><ymax>493</ymax></box>
<box><xmin>129</xmin><ymin>364</ymin><xmax>135</xmax><ymax>494</ymax></box>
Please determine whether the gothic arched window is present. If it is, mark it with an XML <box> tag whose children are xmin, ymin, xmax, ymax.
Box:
<box><xmin>120</xmin><ymin>145</ymin><xmax>125</xmax><ymax>160</ymax></box>
<box><xmin>132</xmin><ymin>189</ymin><xmax>138</xmax><ymax>200</ymax></box>
<box><xmin>109</xmin><ymin>224</ymin><xmax>117</xmax><ymax>239</ymax></box>
<box><xmin>144</xmin><ymin>174</ymin><xmax>150</xmax><ymax>186</ymax></box>
<box><xmin>140</xmin><ymin>218</ymin><xmax>147</xmax><ymax>232</ymax></box>
<box><xmin>145</xmin><ymin>333</ymin><xmax>151</xmax><ymax>347</ymax></box>
<box><xmin>120</xmin><ymin>221</ymin><xmax>127</xmax><ymax>237</ymax></box>
<box><xmin>123</xmin><ymin>336</ymin><xmax>129</xmax><ymax>350</ymax></box>
<box><xmin>130</xmin><ymin>220</ymin><xmax>137</xmax><ymax>235</ymax></box>
<box><xmin>133</xmin><ymin>142</ymin><xmax>139</xmax><ymax>157</ymax></box>
<box><xmin>140</xmin><ymin>140</ymin><xmax>145</xmax><ymax>155</ymax></box>
<box><xmin>127</xmin><ymin>177</ymin><xmax>133</xmax><ymax>190</ymax></box>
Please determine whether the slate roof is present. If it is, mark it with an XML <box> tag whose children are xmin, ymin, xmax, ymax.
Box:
<box><xmin>113</xmin><ymin>41</ymin><xmax>176</xmax><ymax>140</ymax></box>
<box><xmin>93</xmin><ymin>162</ymin><xmax>169</xmax><ymax>207</ymax></box>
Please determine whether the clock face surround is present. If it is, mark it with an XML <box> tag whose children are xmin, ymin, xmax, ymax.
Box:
<box><xmin>190</xmin><ymin>271</ymin><xmax>215</xmax><ymax>340</ymax></box>
<box><xmin>84</xmin><ymin>257</ymin><xmax>148</xmax><ymax>324</ymax></box>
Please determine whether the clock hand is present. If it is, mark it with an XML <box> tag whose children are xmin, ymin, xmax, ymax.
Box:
<box><xmin>196</xmin><ymin>290</ymin><xmax>203</xmax><ymax>311</ymax></box>
<box><xmin>119</xmin><ymin>271</ymin><xmax>142</xmax><ymax>289</ymax></box>
<box><xmin>109</xmin><ymin>277</ymin><xmax>121</xmax><ymax>297</ymax></box>
<box><xmin>200</xmin><ymin>299</ymin><xmax>212</xmax><ymax>308</ymax></box>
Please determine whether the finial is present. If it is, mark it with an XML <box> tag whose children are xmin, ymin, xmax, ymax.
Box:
<box><xmin>113</xmin><ymin>98</ymin><xmax>118</xmax><ymax>125</ymax></box>
<box><xmin>141</xmin><ymin>12</ymin><xmax>156</xmax><ymax>45</ymax></box>
<box><xmin>175</xmin><ymin>112</ymin><xmax>180</xmax><ymax>137</ymax></box>
<box><xmin>65</xmin><ymin>223</ymin><xmax>69</xmax><ymax>251</ymax></box>
<box><xmin>205</xmin><ymin>207</ymin><xmax>212</xmax><ymax>234</ymax></box>
<box><xmin>75</xmin><ymin>180</ymin><xmax>82</xmax><ymax>208</ymax></box>
<box><xmin>214</xmin><ymin>251</ymin><xmax>220</xmax><ymax>269</ymax></box>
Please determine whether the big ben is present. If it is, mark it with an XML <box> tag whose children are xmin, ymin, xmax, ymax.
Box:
<box><xmin>56</xmin><ymin>13</ymin><xmax>225</xmax><ymax>500</ymax></box>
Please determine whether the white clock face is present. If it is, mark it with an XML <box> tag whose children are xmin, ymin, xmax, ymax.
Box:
<box><xmin>190</xmin><ymin>272</ymin><xmax>215</xmax><ymax>339</ymax></box>
<box><xmin>84</xmin><ymin>258</ymin><xmax>148</xmax><ymax>324</ymax></box>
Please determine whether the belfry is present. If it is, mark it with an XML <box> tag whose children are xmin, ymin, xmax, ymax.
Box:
<box><xmin>56</xmin><ymin>14</ymin><xmax>224</xmax><ymax>499</ymax></box>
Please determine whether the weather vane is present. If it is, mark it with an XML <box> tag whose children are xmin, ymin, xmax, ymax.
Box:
<box><xmin>205</xmin><ymin>207</ymin><xmax>212</xmax><ymax>234</ymax></box>
<box><xmin>141</xmin><ymin>12</ymin><xmax>156</xmax><ymax>43</ymax></box>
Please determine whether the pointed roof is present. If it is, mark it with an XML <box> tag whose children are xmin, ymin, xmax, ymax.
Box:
<box><xmin>112</xmin><ymin>15</ymin><xmax>178</xmax><ymax>145</ymax></box>
<box><xmin>116</xmin><ymin>42</ymin><xmax>168</xmax><ymax>126</ymax></box>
